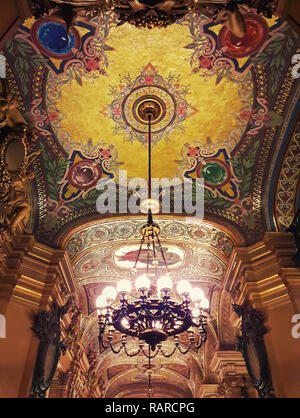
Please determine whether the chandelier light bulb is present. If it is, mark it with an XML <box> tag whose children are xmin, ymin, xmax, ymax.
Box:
<box><xmin>152</xmin><ymin>320</ymin><xmax>162</xmax><ymax>329</ymax></box>
<box><xmin>140</xmin><ymin>198</ymin><xmax>160</xmax><ymax>214</ymax></box>
<box><xmin>102</xmin><ymin>286</ymin><xmax>117</xmax><ymax>301</ymax></box>
<box><xmin>190</xmin><ymin>287</ymin><xmax>205</xmax><ymax>302</ymax></box>
<box><xmin>117</xmin><ymin>279</ymin><xmax>132</xmax><ymax>294</ymax></box>
<box><xmin>199</xmin><ymin>297</ymin><xmax>209</xmax><ymax>310</ymax></box>
<box><xmin>121</xmin><ymin>318</ymin><xmax>130</xmax><ymax>329</ymax></box>
<box><xmin>176</xmin><ymin>280</ymin><xmax>192</xmax><ymax>296</ymax></box>
<box><xmin>157</xmin><ymin>275</ymin><xmax>173</xmax><ymax>293</ymax></box>
<box><xmin>135</xmin><ymin>274</ymin><xmax>150</xmax><ymax>292</ymax></box>
<box><xmin>192</xmin><ymin>308</ymin><xmax>200</xmax><ymax>318</ymax></box>
<box><xmin>95</xmin><ymin>295</ymin><xmax>108</xmax><ymax>308</ymax></box>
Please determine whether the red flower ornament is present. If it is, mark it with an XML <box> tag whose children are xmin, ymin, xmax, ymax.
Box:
<box><xmin>198</xmin><ymin>56</ymin><xmax>212</xmax><ymax>69</ymax></box>
<box><xmin>86</xmin><ymin>58</ymin><xmax>99</xmax><ymax>72</ymax></box>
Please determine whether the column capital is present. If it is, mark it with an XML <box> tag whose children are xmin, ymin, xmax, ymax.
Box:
<box><xmin>224</xmin><ymin>232</ymin><xmax>299</xmax><ymax>310</ymax></box>
<box><xmin>211</xmin><ymin>351</ymin><xmax>248</xmax><ymax>381</ymax></box>
<box><xmin>280</xmin><ymin>268</ymin><xmax>300</xmax><ymax>311</ymax></box>
<box><xmin>0</xmin><ymin>234</ymin><xmax>78</xmax><ymax>312</ymax></box>
<box><xmin>210</xmin><ymin>351</ymin><xmax>255</xmax><ymax>398</ymax></box>
<box><xmin>197</xmin><ymin>384</ymin><xmax>221</xmax><ymax>398</ymax></box>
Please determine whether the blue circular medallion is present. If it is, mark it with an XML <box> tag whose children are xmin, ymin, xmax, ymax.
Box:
<box><xmin>31</xmin><ymin>19</ymin><xmax>81</xmax><ymax>59</ymax></box>
<box><xmin>38</xmin><ymin>22</ymin><xmax>75</xmax><ymax>55</ymax></box>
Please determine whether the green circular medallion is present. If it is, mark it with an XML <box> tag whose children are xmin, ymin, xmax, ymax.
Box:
<box><xmin>200</xmin><ymin>162</ymin><xmax>227</xmax><ymax>186</ymax></box>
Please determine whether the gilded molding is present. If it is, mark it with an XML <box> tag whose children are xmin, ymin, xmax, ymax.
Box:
<box><xmin>0</xmin><ymin>235</ymin><xmax>76</xmax><ymax>312</ymax></box>
<box><xmin>275</xmin><ymin>121</ymin><xmax>300</xmax><ymax>230</ymax></box>
<box><xmin>224</xmin><ymin>232</ymin><xmax>298</xmax><ymax>310</ymax></box>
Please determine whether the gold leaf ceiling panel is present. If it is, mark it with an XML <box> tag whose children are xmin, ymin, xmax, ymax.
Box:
<box><xmin>2</xmin><ymin>8</ymin><xmax>299</xmax><ymax>248</ymax></box>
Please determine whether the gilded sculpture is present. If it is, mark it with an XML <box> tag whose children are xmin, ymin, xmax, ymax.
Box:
<box><xmin>0</xmin><ymin>80</ymin><xmax>40</xmax><ymax>236</ymax></box>
<box><xmin>0</xmin><ymin>79</ymin><xmax>27</xmax><ymax>129</ymax></box>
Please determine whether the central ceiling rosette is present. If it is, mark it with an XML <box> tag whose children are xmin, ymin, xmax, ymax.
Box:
<box><xmin>108</xmin><ymin>62</ymin><xmax>197</xmax><ymax>145</ymax></box>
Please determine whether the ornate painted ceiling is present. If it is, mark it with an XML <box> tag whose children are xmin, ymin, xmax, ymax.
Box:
<box><xmin>2</xmin><ymin>2</ymin><xmax>300</xmax><ymax>398</ymax></box>
<box><xmin>64</xmin><ymin>217</ymin><xmax>234</xmax><ymax>313</ymax></box>
<box><xmin>3</xmin><ymin>7</ymin><xmax>300</xmax><ymax>250</ymax></box>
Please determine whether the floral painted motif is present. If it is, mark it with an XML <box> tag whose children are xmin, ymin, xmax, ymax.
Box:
<box><xmin>251</xmin><ymin>24</ymin><xmax>299</xmax><ymax>95</ymax></box>
<box><xmin>16</xmin><ymin>14</ymin><xmax>115</xmax><ymax>83</ymax></box>
<box><xmin>39</xmin><ymin>141</ymin><xmax>120</xmax><ymax>231</ymax></box>
<box><xmin>228</xmin><ymin>195</ymin><xmax>256</xmax><ymax>229</ymax></box>
<box><xmin>176</xmin><ymin>139</ymin><xmax>260</xmax><ymax>229</ymax></box>
<box><xmin>59</xmin><ymin>147</ymin><xmax>117</xmax><ymax>202</ymax></box>
<box><xmin>184</xmin><ymin>11</ymin><xmax>284</xmax><ymax>79</ymax></box>
<box><xmin>44</xmin><ymin>198</ymin><xmax>71</xmax><ymax>230</ymax></box>
<box><xmin>179</xmin><ymin>144</ymin><xmax>239</xmax><ymax>201</ymax></box>
<box><xmin>108</xmin><ymin>62</ymin><xmax>197</xmax><ymax>145</ymax></box>
<box><xmin>237</xmin><ymin>97</ymin><xmax>283</xmax><ymax>136</ymax></box>
<box><xmin>275</xmin><ymin>124</ymin><xmax>300</xmax><ymax>230</ymax></box>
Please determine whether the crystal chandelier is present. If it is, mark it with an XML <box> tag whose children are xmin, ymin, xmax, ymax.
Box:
<box><xmin>96</xmin><ymin>100</ymin><xmax>209</xmax><ymax>362</ymax></box>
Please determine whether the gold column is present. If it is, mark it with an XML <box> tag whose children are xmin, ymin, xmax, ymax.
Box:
<box><xmin>197</xmin><ymin>384</ymin><xmax>222</xmax><ymax>398</ymax></box>
<box><xmin>0</xmin><ymin>235</ymin><xmax>34</xmax><ymax>315</ymax></box>
<box><xmin>210</xmin><ymin>351</ymin><xmax>257</xmax><ymax>398</ymax></box>
<box><xmin>0</xmin><ymin>235</ymin><xmax>77</xmax><ymax>398</ymax></box>
<box><xmin>225</xmin><ymin>232</ymin><xmax>300</xmax><ymax>397</ymax></box>
<box><xmin>47</xmin><ymin>370</ymin><xmax>70</xmax><ymax>398</ymax></box>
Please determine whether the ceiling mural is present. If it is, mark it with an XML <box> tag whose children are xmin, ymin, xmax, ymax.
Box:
<box><xmin>1</xmin><ymin>0</ymin><xmax>299</xmax><ymax>400</ymax></box>
<box><xmin>75</xmin><ymin>243</ymin><xmax>225</xmax><ymax>283</ymax></box>
<box><xmin>113</xmin><ymin>243</ymin><xmax>186</xmax><ymax>269</ymax></box>
<box><xmin>65</xmin><ymin>218</ymin><xmax>236</xmax><ymax>260</ymax></box>
<box><xmin>78</xmin><ymin>242</ymin><xmax>224</xmax><ymax>313</ymax></box>
<box><xmin>65</xmin><ymin>218</ymin><xmax>229</xmax><ymax>314</ymax></box>
<box><xmin>2</xmin><ymin>8</ymin><xmax>299</xmax><ymax>247</ymax></box>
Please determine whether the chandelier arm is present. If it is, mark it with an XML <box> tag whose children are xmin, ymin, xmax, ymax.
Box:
<box><xmin>155</xmin><ymin>231</ymin><xmax>170</xmax><ymax>273</ymax></box>
<box><xmin>98</xmin><ymin>321</ymin><xmax>112</xmax><ymax>350</ymax></box>
<box><xmin>98</xmin><ymin>333</ymin><xmax>110</xmax><ymax>350</ymax></box>
<box><xmin>110</xmin><ymin>306</ymin><xmax>129</xmax><ymax>326</ymax></box>
<box><xmin>98</xmin><ymin>331</ymin><xmax>125</xmax><ymax>354</ymax></box>
<box><xmin>141</xmin><ymin>347</ymin><xmax>160</xmax><ymax>359</ymax></box>
<box><xmin>123</xmin><ymin>344</ymin><xmax>142</xmax><ymax>357</ymax></box>
<box><xmin>109</xmin><ymin>342</ymin><xmax>125</xmax><ymax>354</ymax></box>
<box><xmin>159</xmin><ymin>345</ymin><xmax>177</xmax><ymax>358</ymax></box>
<box><xmin>132</xmin><ymin>230</ymin><xmax>146</xmax><ymax>270</ymax></box>
<box><xmin>176</xmin><ymin>340</ymin><xmax>193</xmax><ymax>355</ymax></box>
<box><xmin>192</xmin><ymin>332</ymin><xmax>207</xmax><ymax>350</ymax></box>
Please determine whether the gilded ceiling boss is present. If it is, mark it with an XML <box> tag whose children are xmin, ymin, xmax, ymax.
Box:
<box><xmin>31</xmin><ymin>0</ymin><xmax>278</xmax><ymax>32</ymax></box>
